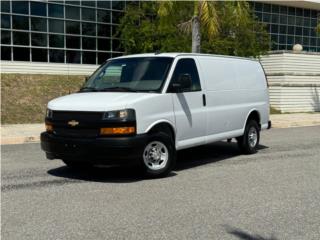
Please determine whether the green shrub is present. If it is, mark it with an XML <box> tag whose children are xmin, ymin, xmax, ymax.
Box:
<box><xmin>270</xmin><ymin>106</ymin><xmax>281</xmax><ymax>114</ymax></box>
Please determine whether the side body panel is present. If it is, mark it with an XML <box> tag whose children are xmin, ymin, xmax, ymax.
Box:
<box><xmin>197</xmin><ymin>56</ymin><xmax>269</xmax><ymax>144</ymax></box>
<box><xmin>197</xmin><ymin>57</ymin><xmax>244</xmax><ymax>143</ymax></box>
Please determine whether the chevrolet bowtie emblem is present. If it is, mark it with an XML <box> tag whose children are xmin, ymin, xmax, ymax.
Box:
<box><xmin>68</xmin><ymin>120</ymin><xmax>79</xmax><ymax>127</ymax></box>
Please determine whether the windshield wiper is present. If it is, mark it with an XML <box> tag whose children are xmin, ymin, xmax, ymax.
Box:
<box><xmin>97</xmin><ymin>87</ymin><xmax>139</xmax><ymax>92</ymax></box>
<box><xmin>79</xmin><ymin>87</ymin><xmax>98</xmax><ymax>92</ymax></box>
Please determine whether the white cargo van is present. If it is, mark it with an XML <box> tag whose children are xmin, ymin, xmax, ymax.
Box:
<box><xmin>41</xmin><ymin>53</ymin><xmax>271</xmax><ymax>177</ymax></box>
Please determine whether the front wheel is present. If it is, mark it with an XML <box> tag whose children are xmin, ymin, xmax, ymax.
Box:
<box><xmin>237</xmin><ymin>120</ymin><xmax>260</xmax><ymax>154</ymax></box>
<box><xmin>141</xmin><ymin>133</ymin><xmax>175</xmax><ymax>178</ymax></box>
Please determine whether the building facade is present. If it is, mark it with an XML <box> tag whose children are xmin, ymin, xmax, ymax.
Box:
<box><xmin>1</xmin><ymin>0</ymin><xmax>126</xmax><ymax>65</ymax></box>
<box><xmin>0</xmin><ymin>1</ymin><xmax>319</xmax><ymax>68</ymax></box>
<box><xmin>260</xmin><ymin>51</ymin><xmax>320</xmax><ymax>113</ymax></box>
<box><xmin>252</xmin><ymin>1</ymin><xmax>320</xmax><ymax>52</ymax></box>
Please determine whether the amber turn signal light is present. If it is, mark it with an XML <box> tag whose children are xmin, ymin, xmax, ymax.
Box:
<box><xmin>45</xmin><ymin>123</ymin><xmax>53</xmax><ymax>132</ymax></box>
<box><xmin>100</xmin><ymin>127</ymin><xmax>135</xmax><ymax>135</ymax></box>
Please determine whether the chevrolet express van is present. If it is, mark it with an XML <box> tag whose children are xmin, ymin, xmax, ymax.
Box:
<box><xmin>41</xmin><ymin>53</ymin><xmax>271</xmax><ymax>177</ymax></box>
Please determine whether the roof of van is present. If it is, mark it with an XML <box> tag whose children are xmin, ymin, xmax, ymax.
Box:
<box><xmin>111</xmin><ymin>53</ymin><xmax>258</xmax><ymax>62</ymax></box>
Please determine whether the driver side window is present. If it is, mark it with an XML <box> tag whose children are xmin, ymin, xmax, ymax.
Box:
<box><xmin>169</xmin><ymin>58</ymin><xmax>201</xmax><ymax>92</ymax></box>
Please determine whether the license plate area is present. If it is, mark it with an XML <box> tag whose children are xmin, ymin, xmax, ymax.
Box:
<box><xmin>63</xmin><ymin>142</ymin><xmax>81</xmax><ymax>153</ymax></box>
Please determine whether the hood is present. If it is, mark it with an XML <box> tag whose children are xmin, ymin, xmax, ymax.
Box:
<box><xmin>48</xmin><ymin>92</ymin><xmax>158</xmax><ymax>112</ymax></box>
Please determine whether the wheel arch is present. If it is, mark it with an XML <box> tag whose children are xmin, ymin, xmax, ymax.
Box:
<box><xmin>145</xmin><ymin>120</ymin><xmax>176</xmax><ymax>143</ymax></box>
<box><xmin>243</xmin><ymin>109</ymin><xmax>261</xmax><ymax>130</ymax></box>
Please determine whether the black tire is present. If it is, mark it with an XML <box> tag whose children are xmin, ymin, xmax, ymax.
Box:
<box><xmin>62</xmin><ymin>159</ymin><xmax>93</xmax><ymax>169</ymax></box>
<box><xmin>140</xmin><ymin>132</ymin><xmax>176</xmax><ymax>178</ymax></box>
<box><xmin>237</xmin><ymin>120</ymin><xmax>260</xmax><ymax>154</ymax></box>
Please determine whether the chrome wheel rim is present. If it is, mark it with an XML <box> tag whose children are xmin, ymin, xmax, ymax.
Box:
<box><xmin>143</xmin><ymin>141</ymin><xmax>169</xmax><ymax>171</ymax></box>
<box><xmin>248</xmin><ymin>127</ymin><xmax>258</xmax><ymax>148</ymax></box>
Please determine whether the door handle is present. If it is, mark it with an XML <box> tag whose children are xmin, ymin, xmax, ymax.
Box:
<box><xmin>202</xmin><ymin>94</ymin><xmax>206</xmax><ymax>106</ymax></box>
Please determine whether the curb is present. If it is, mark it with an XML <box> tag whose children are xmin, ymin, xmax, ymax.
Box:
<box><xmin>271</xmin><ymin>123</ymin><xmax>320</xmax><ymax>129</ymax></box>
<box><xmin>272</xmin><ymin>122</ymin><xmax>320</xmax><ymax>129</ymax></box>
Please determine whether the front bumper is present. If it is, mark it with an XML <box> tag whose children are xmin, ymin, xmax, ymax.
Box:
<box><xmin>40</xmin><ymin>132</ymin><xmax>148</xmax><ymax>165</ymax></box>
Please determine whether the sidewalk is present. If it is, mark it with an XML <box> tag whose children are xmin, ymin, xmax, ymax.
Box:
<box><xmin>1</xmin><ymin>113</ymin><xmax>320</xmax><ymax>145</ymax></box>
<box><xmin>270</xmin><ymin>113</ymin><xmax>320</xmax><ymax>128</ymax></box>
<box><xmin>1</xmin><ymin>124</ymin><xmax>43</xmax><ymax>145</ymax></box>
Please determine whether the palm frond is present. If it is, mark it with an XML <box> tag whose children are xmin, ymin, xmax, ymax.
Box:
<box><xmin>199</xmin><ymin>1</ymin><xmax>219</xmax><ymax>38</ymax></box>
<box><xmin>157</xmin><ymin>1</ymin><xmax>174</xmax><ymax>17</ymax></box>
<box><xmin>177</xmin><ymin>19</ymin><xmax>193</xmax><ymax>34</ymax></box>
<box><xmin>232</xmin><ymin>1</ymin><xmax>250</xmax><ymax>26</ymax></box>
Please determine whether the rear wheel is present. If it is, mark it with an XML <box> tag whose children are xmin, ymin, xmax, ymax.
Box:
<box><xmin>141</xmin><ymin>133</ymin><xmax>175</xmax><ymax>178</ymax></box>
<box><xmin>237</xmin><ymin>120</ymin><xmax>260</xmax><ymax>154</ymax></box>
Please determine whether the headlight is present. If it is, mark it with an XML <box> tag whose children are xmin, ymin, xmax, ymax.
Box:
<box><xmin>46</xmin><ymin>109</ymin><xmax>53</xmax><ymax>118</ymax></box>
<box><xmin>102</xmin><ymin>109</ymin><xmax>135</xmax><ymax>121</ymax></box>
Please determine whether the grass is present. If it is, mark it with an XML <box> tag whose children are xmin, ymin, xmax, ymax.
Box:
<box><xmin>270</xmin><ymin>106</ymin><xmax>282</xmax><ymax>114</ymax></box>
<box><xmin>1</xmin><ymin>74</ymin><xmax>86</xmax><ymax>124</ymax></box>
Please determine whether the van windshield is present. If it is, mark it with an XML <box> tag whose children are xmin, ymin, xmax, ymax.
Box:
<box><xmin>81</xmin><ymin>57</ymin><xmax>173</xmax><ymax>93</ymax></box>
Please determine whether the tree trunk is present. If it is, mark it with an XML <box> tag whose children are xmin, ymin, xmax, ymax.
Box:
<box><xmin>192</xmin><ymin>16</ymin><xmax>201</xmax><ymax>53</ymax></box>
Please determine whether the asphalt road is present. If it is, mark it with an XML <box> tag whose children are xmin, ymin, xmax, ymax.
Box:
<box><xmin>2</xmin><ymin>126</ymin><xmax>320</xmax><ymax>240</ymax></box>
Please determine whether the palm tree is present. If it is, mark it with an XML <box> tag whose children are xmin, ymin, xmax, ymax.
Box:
<box><xmin>158</xmin><ymin>1</ymin><xmax>218</xmax><ymax>53</ymax></box>
<box><xmin>158</xmin><ymin>1</ymin><xmax>250</xmax><ymax>53</ymax></box>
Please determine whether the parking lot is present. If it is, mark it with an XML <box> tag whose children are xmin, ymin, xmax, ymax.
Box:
<box><xmin>2</xmin><ymin>126</ymin><xmax>320</xmax><ymax>240</ymax></box>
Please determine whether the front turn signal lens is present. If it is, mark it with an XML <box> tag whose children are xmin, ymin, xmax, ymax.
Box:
<box><xmin>45</xmin><ymin>123</ymin><xmax>53</xmax><ymax>132</ymax></box>
<box><xmin>100</xmin><ymin>127</ymin><xmax>135</xmax><ymax>135</ymax></box>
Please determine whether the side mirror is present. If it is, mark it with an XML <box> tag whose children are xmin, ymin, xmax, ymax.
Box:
<box><xmin>85</xmin><ymin>76</ymin><xmax>90</xmax><ymax>82</ymax></box>
<box><xmin>171</xmin><ymin>73</ymin><xmax>192</xmax><ymax>92</ymax></box>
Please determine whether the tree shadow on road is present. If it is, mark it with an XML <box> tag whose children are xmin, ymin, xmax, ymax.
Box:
<box><xmin>224</xmin><ymin>225</ymin><xmax>278</xmax><ymax>240</ymax></box>
<box><xmin>47</xmin><ymin>141</ymin><xmax>268</xmax><ymax>183</ymax></box>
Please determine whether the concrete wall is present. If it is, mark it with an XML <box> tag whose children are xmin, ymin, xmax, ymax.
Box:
<box><xmin>0</xmin><ymin>61</ymin><xmax>99</xmax><ymax>75</ymax></box>
<box><xmin>260</xmin><ymin>51</ymin><xmax>320</xmax><ymax>113</ymax></box>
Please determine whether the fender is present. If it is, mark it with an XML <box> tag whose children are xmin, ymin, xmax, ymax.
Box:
<box><xmin>144</xmin><ymin>119</ymin><xmax>176</xmax><ymax>135</ymax></box>
<box><xmin>242</xmin><ymin>109</ymin><xmax>261</xmax><ymax>131</ymax></box>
